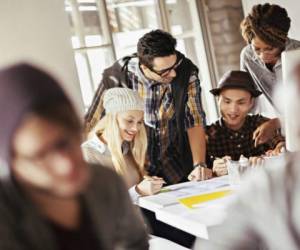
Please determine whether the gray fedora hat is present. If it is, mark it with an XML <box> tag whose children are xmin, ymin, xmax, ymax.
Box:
<box><xmin>210</xmin><ymin>70</ymin><xmax>262</xmax><ymax>97</ymax></box>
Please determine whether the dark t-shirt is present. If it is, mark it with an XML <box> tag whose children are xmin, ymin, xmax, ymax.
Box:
<box><xmin>47</xmin><ymin>202</ymin><xmax>101</xmax><ymax>250</ymax></box>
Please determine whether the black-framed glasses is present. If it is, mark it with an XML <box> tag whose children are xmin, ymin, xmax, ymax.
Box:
<box><xmin>149</xmin><ymin>56</ymin><xmax>183</xmax><ymax>77</ymax></box>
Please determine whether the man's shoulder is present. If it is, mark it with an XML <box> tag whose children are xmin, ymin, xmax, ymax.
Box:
<box><xmin>101</xmin><ymin>54</ymin><xmax>138</xmax><ymax>88</ymax></box>
<box><xmin>246</xmin><ymin>114</ymin><xmax>269</xmax><ymax>125</ymax></box>
<box><xmin>206</xmin><ymin>120</ymin><xmax>223</xmax><ymax>137</ymax></box>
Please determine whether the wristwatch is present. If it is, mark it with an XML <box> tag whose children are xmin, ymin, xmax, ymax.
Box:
<box><xmin>193</xmin><ymin>162</ymin><xmax>207</xmax><ymax>169</ymax></box>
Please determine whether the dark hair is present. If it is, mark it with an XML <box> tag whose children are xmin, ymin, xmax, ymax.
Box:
<box><xmin>137</xmin><ymin>29</ymin><xmax>177</xmax><ymax>68</ymax></box>
<box><xmin>31</xmin><ymin>100</ymin><xmax>82</xmax><ymax>135</ymax></box>
<box><xmin>240</xmin><ymin>3</ymin><xmax>291</xmax><ymax>48</ymax></box>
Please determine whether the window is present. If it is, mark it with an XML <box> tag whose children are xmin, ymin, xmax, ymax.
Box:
<box><xmin>65</xmin><ymin>0</ymin><xmax>217</xmax><ymax>122</ymax></box>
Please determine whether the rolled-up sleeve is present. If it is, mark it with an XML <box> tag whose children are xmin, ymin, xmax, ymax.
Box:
<box><xmin>184</xmin><ymin>75</ymin><xmax>206</xmax><ymax>129</ymax></box>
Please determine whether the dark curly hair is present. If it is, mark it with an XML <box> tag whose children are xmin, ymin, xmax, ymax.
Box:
<box><xmin>240</xmin><ymin>3</ymin><xmax>291</xmax><ymax>48</ymax></box>
<box><xmin>137</xmin><ymin>29</ymin><xmax>177</xmax><ymax>68</ymax></box>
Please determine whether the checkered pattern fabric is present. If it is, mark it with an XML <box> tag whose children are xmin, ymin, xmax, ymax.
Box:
<box><xmin>85</xmin><ymin>56</ymin><xmax>206</xmax><ymax>184</ymax></box>
<box><xmin>205</xmin><ymin>114</ymin><xmax>285</xmax><ymax>168</ymax></box>
<box><xmin>127</xmin><ymin>59</ymin><xmax>205</xmax><ymax>184</ymax></box>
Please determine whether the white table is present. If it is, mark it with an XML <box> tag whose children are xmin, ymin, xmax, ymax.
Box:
<box><xmin>138</xmin><ymin>176</ymin><xmax>236</xmax><ymax>239</ymax></box>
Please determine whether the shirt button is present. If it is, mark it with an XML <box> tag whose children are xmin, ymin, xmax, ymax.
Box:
<box><xmin>230</xmin><ymin>136</ymin><xmax>233</xmax><ymax>139</ymax></box>
<box><xmin>156</xmin><ymin>91</ymin><xmax>159</xmax><ymax>95</ymax></box>
<box><xmin>235</xmin><ymin>133</ymin><xmax>238</xmax><ymax>137</ymax></box>
<box><xmin>237</xmin><ymin>144</ymin><xmax>241</xmax><ymax>148</ymax></box>
<box><xmin>241</xmin><ymin>135</ymin><xmax>244</xmax><ymax>138</ymax></box>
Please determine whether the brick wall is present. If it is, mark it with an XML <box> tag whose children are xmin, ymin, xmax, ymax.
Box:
<box><xmin>205</xmin><ymin>0</ymin><xmax>246</xmax><ymax>80</ymax></box>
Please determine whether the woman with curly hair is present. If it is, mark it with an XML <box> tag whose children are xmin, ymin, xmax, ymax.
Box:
<box><xmin>240</xmin><ymin>3</ymin><xmax>300</xmax><ymax>147</ymax></box>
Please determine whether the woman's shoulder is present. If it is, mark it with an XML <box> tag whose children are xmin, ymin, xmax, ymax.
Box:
<box><xmin>240</xmin><ymin>44</ymin><xmax>253</xmax><ymax>59</ymax></box>
<box><xmin>81</xmin><ymin>136</ymin><xmax>107</xmax><ymax>154</ymax></box>
<box><xmin>286</xmin><ymin>38</ymin><xmax>300</xmax><ymax>51</ymax></box>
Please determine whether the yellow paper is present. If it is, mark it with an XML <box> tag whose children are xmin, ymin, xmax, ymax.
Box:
<box><xmin>178</xmin><ymin>189</ymin><xmax>232</xmax><ymax>209</ymax></box>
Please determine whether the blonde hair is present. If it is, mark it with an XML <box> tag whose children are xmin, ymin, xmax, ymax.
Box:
<box><xmin>90</xmin><ymin>113</ymin><xmax>147</xmax><ymax>178</ymax></box>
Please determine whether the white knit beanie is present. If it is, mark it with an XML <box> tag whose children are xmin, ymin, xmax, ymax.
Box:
<box><xmin>103</xmin><ymin>87</ymin><xmax>144</xmax><ymax>114</ymax></box>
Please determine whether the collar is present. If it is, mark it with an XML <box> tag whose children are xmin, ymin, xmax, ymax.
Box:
<box><xmin>135</xmin><ymin>63</ymin><xmax>157</xmax><ymax>88</ymax></box>
<box><xmin>219</xmin><ymin>116</ymin><xmax>250</xmax><ymax>136</ymax></box>
<box><xmin>89</xmin><ymin>135</ymin><xmax>130</xmax><ymax>155</ymax></box>
<box><xmin>87</xmin><ymin>136</ymin><xmax>107</xmax><ymax>154</ymax></box>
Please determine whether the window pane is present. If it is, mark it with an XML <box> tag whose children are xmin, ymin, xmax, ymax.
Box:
<box><xmin>106</xmin><ymin>0</ymin><xmax>159</xmax><ymax>58</ymax></box>
<box><xmin>165</xmin><ymin>0</ymin><xmax>199</xmax><ymax>67</ymax></box>
<box><xmin>87</xmin><ymin>48</ymin><xmax>115</xmax><ymax>89</ymax></box>
<box><xmin>74</xmin><ymin>48</ymin><xmax>114</xmax><ymax>108</ymax></box>
<box><xmin>74</xmin><ymin>51</ymin><xmax>94</xmax><ymax>107</ymax></box>
<box><xmin>66</xmin><ymin>0</ymin><xmax>106</xmax><ymax>48</ymax></box>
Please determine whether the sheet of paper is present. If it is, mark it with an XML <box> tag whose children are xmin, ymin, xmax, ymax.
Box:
<box><xmin>160</xmin><ymin>175</ymin><xmax>230</xmax><ymax>198</ymax></box>
<box><xmin>138</xmin><ymin>176</ymin><xmax>230</xmax><ymax>211</ymax></box>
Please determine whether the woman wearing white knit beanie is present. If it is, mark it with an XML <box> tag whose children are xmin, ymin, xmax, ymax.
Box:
<box><xmin>82</xmin><ymin>88</ymin><xmax>165</xmax><ymax>202</ymax></box>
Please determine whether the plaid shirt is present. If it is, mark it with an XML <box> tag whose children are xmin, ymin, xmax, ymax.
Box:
<box><xmin>126</xmin><ymin>58</ymin><xmax>206</xmax><ymax>184</ymax></box>
<box><xmin>206</xmin><ymin>114</ymin><xmax>285</xmax><ymax>168</ymax></box>
<box><xmin>85</xmin><ymin>56</ymin><xmax>206</xmax><ymax>184</ymax></box>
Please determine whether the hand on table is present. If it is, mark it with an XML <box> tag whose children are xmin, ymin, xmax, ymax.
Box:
<box><xmin>212</xmin><ymin>156</ymin><xmax>231</xmax><ymax>177</ymax></box>
<box><xmin>136</xmin><ymin>176</ymin><xmax>166</xmax><ymax>196</ymax></box>
<box><xmin>188</xmin><ymin>166</ymin><xmax>212</xmax><ymax>181</ymax></box>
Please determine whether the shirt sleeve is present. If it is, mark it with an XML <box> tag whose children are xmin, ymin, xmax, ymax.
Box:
<box><xmin>184</xmin><ymin>75</ymin><xmax>206</xmax><ymax>130</ymax></box>
<box><xmin>270</xmin><ymin>130</ymin><xmax>285</xmax><ymax>149</ymax></box>
<box><xmin>255</xmin><ymin>115</ymin><xmax>285</xmax><ymax>149</ymax></box>
<box><xmin>128</xmin><ymin>185</ymin><xmax>141</xmax><ymax>204</ymax></box>
<box><xmin>240</xmin><ymin>46</ymin><xmax>248</xmax><ymax>72</ymax></box>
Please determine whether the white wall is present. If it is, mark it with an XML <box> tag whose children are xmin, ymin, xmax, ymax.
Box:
<box><xmin>242</xmin><ymin>0</ymin><xmax>300</xmax><ymax>41</ymax></box>
<box><xmin>281</xmin><ymin>49</ymin><xmax>300</xmax><ymax>151</ymax></box>
<box><xmin>0</xmin><ymin>0</ymin><xmax>84</xmax><ymax>113</ymax></box>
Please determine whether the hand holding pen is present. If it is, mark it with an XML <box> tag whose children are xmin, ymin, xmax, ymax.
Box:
<box><xmin>136</xmin><ymin>176</ymin><xmax>166</xmax><ymax>196</ymax></box>
<box><xmin>188</xmin><ymin>163</ymin><xmax>213</xmax><ymax>181</ymax></box>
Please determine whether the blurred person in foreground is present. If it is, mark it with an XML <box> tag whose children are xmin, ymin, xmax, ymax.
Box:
<box><xmin>240</xmin><ymin>3</ymin><xmax>300</xmax><ymax>147</ymax></box>
<box><xmin>194</xmin><ymin>63</ymin><xmax>300</xmax><ymax>250</ymax></box>
<box><xmin>0</xmin><ymin>63</ymin><xmax>148</xmax><ymax>250</ymax></box>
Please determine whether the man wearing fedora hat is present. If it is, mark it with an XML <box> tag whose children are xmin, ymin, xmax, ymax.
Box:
<box><xmin>206</xmin><ymin>70</ymin><xmax>285</xmax><ymax>176</ymax></box>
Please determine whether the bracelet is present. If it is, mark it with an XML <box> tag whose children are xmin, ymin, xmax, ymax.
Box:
<box><xmin>193</xmin><ymin>162</ymin><xmax>207</xmax><ymax>169</ymax></box>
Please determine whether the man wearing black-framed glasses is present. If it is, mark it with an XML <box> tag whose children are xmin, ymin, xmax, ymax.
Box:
<box><xmin>145</xmin><ymin>52</ymin><xmax>183</xmax><ymax>79</ymax></box>
<box><xmin>85</xmin><ymin>29</ymin><xmax>210</xmax><ymax>186</ymax></box>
